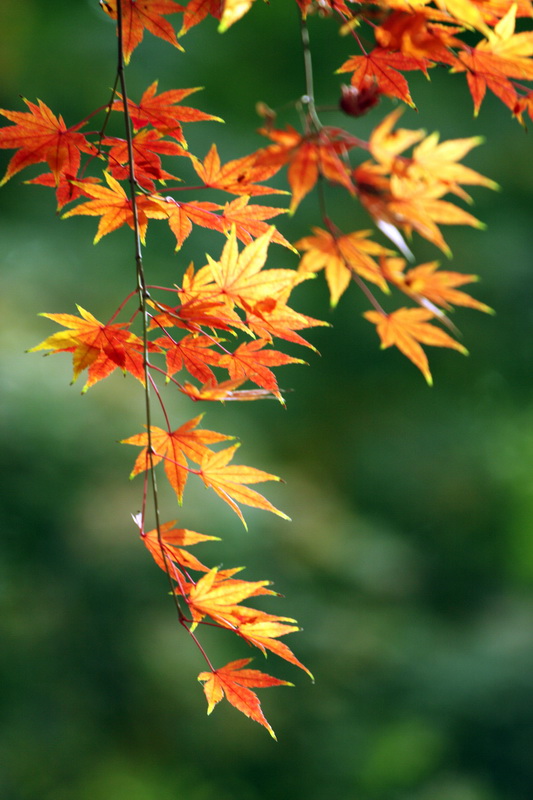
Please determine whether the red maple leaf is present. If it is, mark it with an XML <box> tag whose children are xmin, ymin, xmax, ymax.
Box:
<box><xmin>255</xmin><ymin>125</ymin><xmax>357</xmax><ymax>212</ymax></box>
<box><xmin>198</xmin><ymin>658</ymin><xmax>292</xmax><ymax>739</ymax></box>
<box><xmin>100</xmin><ymin>0</ymin><xmax>184</xmax><ymax>64</ymax></box>
<box><xmin>112</xmin><ymin>81</ymin><xmax>222</xmax><ymax>145</ymax></box>
<box><xmin>123</xmin><ymin>414</ymin><xmax>232</xmax><ymax>502</ymax></box>
<box><xmin>336</xmin><ymin>48</ymin><xmax>428</xmax><ymax>107</ymax></box>
<box><xmin>28</xmin><ymin>305</ymin><xmax>150</xmax><ymax>390</ymax></box>
<box><xmin>0</xmin><ymin>99</ymin><xmax>95</xmax><ymax>186</ymax></box>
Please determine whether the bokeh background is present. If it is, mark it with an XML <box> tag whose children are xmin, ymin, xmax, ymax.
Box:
<box><xmin>2</xmin><ymin>2</ymin><xmax>533</xmax><ymax>799</ymax></box>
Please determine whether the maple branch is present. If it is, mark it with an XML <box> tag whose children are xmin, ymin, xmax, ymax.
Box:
<box><xmin>299</xmin><ymin>13</ymin><xmax>321</xmax><ymax>132</ymax></box>
<box><xmin>115</xmin><ymin>1</ymin><xmax>182</xmax><ymax>622</ymax></box>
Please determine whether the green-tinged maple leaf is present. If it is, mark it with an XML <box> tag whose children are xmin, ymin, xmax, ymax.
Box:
<box><xmin>364</xmin><ymin>307</ymin><xmax>468</xmax><ymax>384</ymax></box>
<box><xmin>198</xmin><ymin>444</ymin><xmax>290</xmax><ymax>528</ymax></box>
<box><xmin>198</xmin><ymin>658</ymin><xmax>292</xmax><ymax>739</ymax></box>
<box><xmin>100</xmin><ymin>0</ymin><xmax>184</xmax><ymax>64</ymax></box>
<box><xmin>0</xmin><ymin>99</ymin><xmax>96</xmax><ymax>186</ymax></box>
<box><xmin>122</xmin><ymin>415</ymin><xmax>233</xmax><ymax>502</ymax></box>
<box><xmin>28</xmin><ymin>305</ymin><xmax>150</xmax><ymax>390</ymax></box>
<box><xmin>219</xmin><ymin>0</ymin><xmax>258</xmax><ymax>31</ymax></box>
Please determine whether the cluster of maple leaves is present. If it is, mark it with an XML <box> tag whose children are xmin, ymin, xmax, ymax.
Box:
<box><xmin>2</xmin><ymin>0</ymin><xmax>531</xmax><ymax>735</ymax></box>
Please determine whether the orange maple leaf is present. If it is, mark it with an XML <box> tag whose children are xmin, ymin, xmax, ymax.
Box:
<box><xmin>142</xmin><ymin>519</ymin><xmax>219</xmax><ymax>576</ymax></box>
<box><xmin>255</xmin><ymin>125</ymin><xmax>357</xmax><ymax>212</ymax></box>
<box><xmin>206</xmin><ymin>226</ymin><xmax>304</xmax><ymax>310</ymax></box>
<box><xmin>112</xmin><ymin>82</ymin><xmax>222</xmax><ymax>145</ymax></box>
<box><xmin>104</xmin><ymin>129</ymin><xmax>188</xmax><ymax>191</ymax></box>
<box><xmin>217</xmin><ymin>196</ymin><xmax>293</xmax><ymax>248</ymax></box>
<box><xmin>28</xmin><ymin>305</ymin><xmax>149</xmax><ymax>390</ymax></box>
<box><xmin>336</xmin><ymin>48</ymin><xmax>428</xmax><ymax>107</ymax></box>
<box><xmin>296</xmin><ymin>227</ymin><xmax>390</xmax><ymax>307</ymax></box>
<box><xmin>218</xmin><ymin>339</ymin><xmax>305</xmax><ymax>403</ymax></box>
<box><xmin>152</xmin><ymin>197</ymin><xmax>225</xmax><ymax>250</ymax></box>
<box><xmin>100</xmin><ymin>0</ymin><xmax>184</xmax><ymax>64</ymax></box>
<box><xmin>62</xmin><ymin>172</ymin><xmax>165</xmax><ymax>243</ymax></box>
<box><xmin>180</xmin><ymin>0</ymin><xmax>223</xmax><ymax>35</ymax></box>
<box><xmin>236</xmin><ymin>614</ymin><xmax>313</xmax><ymax>678</ymax></box>
<box><xmin>198</xmin><ymin>444</ymin><xmax>290</xmax><ymax>528</ymax></box>
<box><xmin>187</xmin><ymin>567</ymin><xmax>276</xmax><ymax>625</ymax></box>
<box><xmin>453</xmin><ymin>5</ymin><xmax>533</xmax><ymax>114</ymax></box>
<box><xmin>364</xmin><ymin>307</ymin><xmax>468</xmax><ymax>384</ymax></box>
<box><xmin>153</xmin><ymin>332</ymin><xmax>224</xmax><ymax>383</ymax></box>
<box><xmin>243</xmin><ymin>297</ymin><xmax>329</xmax><ymax>350</ymax></box>
<box><xmin>178</xmin><ymin>378</ymin><xmax>276</xmax><ymax>402</ymax></box>
<box><xmin>382</xmin><ymin>257</ymin><xmax>493</xmax><ymax>313</ymax></box>
<box><xmin>198</xmin><ymin>658</ymin><xmax>292</xmax><ymax>739</ymax></box>
<box><xmin>122</xmin><ymin>415</ymin><xmax>232</xmax><ymax>502</ymax></box>
<box><xmin>0</xmin><ymin>99</ymin><xmax>95</xmax><ymax>186</ymax></box>
<box><xmin>190</xmin><ymin>143</ymin><xmax>287</xmax><ymax>196</ymax></box>
<box><xmin>355</xmin><ymin>162</ymin><xmax>486</xmax><ymax>255</ymax></box>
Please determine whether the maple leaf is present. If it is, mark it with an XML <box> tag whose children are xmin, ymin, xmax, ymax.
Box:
<box><xmin>142</xmin><ymin>519</ymin><xmax>219</xmax><ymax>576</ymax></box>
<box><xmin>453</xmin><ymin>5</ymin><xmax>533</xmax><ymax>114</ymax></box>
<box><xmin>255</xmin><ymin>125</ymin><xmax>357</xmax><ymax>212</ymax></box>
<box><xmin>236</xmin><ymin>615</ymin><xmax>313</xmax><ymax>678</ymax></box>
<box><xmin>112</xmin><ymin>82</ymin><xmax>222</xmax><ymax>145</ymax></box>
<box><xmin>28</xmin><ymin>305</ymin><xmax>149</xmax><ymax>390</ymax></box>
<box><xmin>0</xmin><ymin>99</ymin><xmax>95</xmax><ymax>186</ymax></box>
<box><xmin>219</xmin><ymin>0</ymin><xmax>257</xmax><ymax>31</ymax></box>
<box><xmin>26</xmin><ymin>172</ymin><xmax>101</xmax><ymax>211</ymax></box>
<box><xmin>243</xmin><ymin>297</ymin><xmax>329</xmax><ymax>350</ymax></box>
<box><xmin>190</xmin><ymin>143</ymin><xmax>286</xmax><ymax>196</ymax></box>
<box><xmin>151</xmin><ymin>197</ymin><xmax>225</xmax><ymax>249</ymax></box>
<box><xmin>336</xmin><ymin>48</ymin><xmax>428</xmax><ymax>107</ymax></box>
<box><xmin>153</xmin><ymin>332</ymin><xmax>224</xmax><ymax>382</ymax></box>
<box><xmin>122</xmin><ymin>415</ymin><xmax>232</xmax><ymax>502</ymax></box>
<box><xmin>296</xmin><ymin>227</ymin><xmax>390</xmax><ymax>306</ymax></box>
<box><xmin>218</xmin><ymin>196</ymin><xmax>293</xmax><ymax>248</ymax></box>
<box><xmin>375</xmin><ymin>11</ymin><xmax>462</xmax><ymax>65</ymax></box>
<box><xmin>218</xmin><ymin>339</ymin><xmax>305</xmax><ymax>403</ymax></box>
<box><xmin>100</xmin><ymin>0</ymin><xmax>184</xmax><ymax>64</ymax></box>
<box><xmin>187</xmin><ymin>567</ymin><xmax>276</xmax><ymax>625</ymax></box>
<box><xmin>382</xmin><ymin>257</ymin><xmax>493</xmax><ymax>312</ymax></box>
<box><xmin>355</xmin><ymin>162</ymin><xmax>485</xmax><ymax>255</ymax></box>
<box><xmin>364</xmin><ymin>307</ymin><xmax>468</xmax><ymax>384</ymax></box>
<box><xmin>178</xmin><ymin>378</ymin><xmax>277</xmax><ymax>402</ymax></box>
<box><xmin>198</xmin><ymin>444</ymin><xmax>290</xmax><ymax>528</ymax></box>
<box><xmin>180</xmin><ymin>0</ymin><xmax>223</xmax><ymax>34</ymax></box>
<box><xmin>104</xmin><ymin>129</ymin><xmax>188</xmax><ymax>191</ymax></box>
<box><xmin>62</xmin><ymin>172</ymin><xmax>165</xmax><ymax>243</ymax></box>
<box><xmin>198</xmin><ymin>658</ymin><xmax>292</xmax><ymax>739</ymax></box>
<box><xmin>206</xmin><ymin>226</ymin><xmax>304</xmax><ymax>310</ymax></box>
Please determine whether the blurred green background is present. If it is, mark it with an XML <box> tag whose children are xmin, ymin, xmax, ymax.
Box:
<box><xmin>2</xmin><ymin>2</ymin><xmax>533</xmax><ymax>799</ymax></box>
